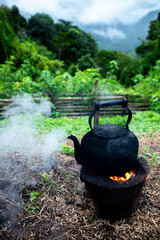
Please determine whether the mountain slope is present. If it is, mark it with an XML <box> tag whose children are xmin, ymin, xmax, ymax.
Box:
<box><xmin>79</xmin><ymin>10</ymin><xmax>160</xmax><ymax>52</ymax></box>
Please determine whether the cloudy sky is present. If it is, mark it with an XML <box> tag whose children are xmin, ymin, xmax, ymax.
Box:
<box><xmin>2</xmin><ymin>0</ymin><xmax>160</xmax><ymax>40</ymax></box>
<box><xmin>3</xmin><ymin>0</ymin><xmax>160</xmax><ymax>25</ymax></box>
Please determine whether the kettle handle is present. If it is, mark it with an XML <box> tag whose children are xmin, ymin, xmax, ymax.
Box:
<box><xmin>89</xmin><ymin>98</ymin><xmax>132</xmax><ymax>130</ymax></box>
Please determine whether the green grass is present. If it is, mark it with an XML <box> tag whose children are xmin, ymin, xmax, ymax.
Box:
<box><xmin>33</xmin><ymin>111</ymin><xmax>160</xmax><ymax>137</ymax></box>
<box><xmin>0</xmin><ymin>111</ymin><xmax>160</xmax><ymax>138</ymax></box>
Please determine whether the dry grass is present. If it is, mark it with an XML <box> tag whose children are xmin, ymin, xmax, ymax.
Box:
<box><xmin>0</xmin><ymin>133</ymin><xmax>159</xmax><ymax>240</ymax></box>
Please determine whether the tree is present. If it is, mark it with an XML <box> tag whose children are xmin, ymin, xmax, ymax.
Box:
<box><xmin>50</xmin><ymin>20</ymin><xmax>75</xmax><ymax>60</ymax></box>
<box><xmin>136</xmin><ymin>12</ymin><xmax>160</xmax><ymax>74</ymax></box>
<box><xmin>1</xmin><ymin>4</ymin><xmax>27</xmax><ymax>34</ymax></box>
<box><xmin>94</xmin><ymin>49</ymin><xmax>140</xmax><ymax>86</ymax></box>
<box><xmin>77</xmin><ymin>54</ymin><xmax>97</xmax><ymax>71</ymax></box>
<box><xmin>27</xmin><ymin>13</ymin><xmax>54</xmax><ymax>48</ymax></box>
<box><xmin>50</xmin><ymin>20</ymin><xmax>97</xmax><ymax>66</ymax></box>
<box><xmin>116</xmin><ymin>52</ymin><xmax>140</xmax><ymax>86</ymax></box>
<box><xmin>0</xmin><ymin>8</ymin><xmax>16</xmax><ymax>63</ymax></box>
<box><xmin>94</xmin><ymin>50</ymin><xmax>118</xmax><ymax>77</ymax></box>
<box><xmin>147</xmin><ymin>12</ymin><xmax>160</xmax><ymax>41</ymax></box>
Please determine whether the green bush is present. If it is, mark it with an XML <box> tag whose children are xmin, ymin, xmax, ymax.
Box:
<box><xmin>134</xmin><ymin>60</ymin><xmax>160</xmax><ymax>112</ymax></box>
<box><xmin>0</xmin><ymin>40</ymin><xmax>64</xmax><ymax>97</ymax></box>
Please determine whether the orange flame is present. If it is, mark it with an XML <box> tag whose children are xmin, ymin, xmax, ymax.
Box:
<box><xmin>109</xmin><ymin>170</ymin><xmax>135</xmax><ymax>182</ymax></box>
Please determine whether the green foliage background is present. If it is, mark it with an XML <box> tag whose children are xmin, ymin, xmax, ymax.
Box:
<box><xmin>0</xmin><ymin>4</ymin><xmax>160</xmax><ymax>112</ymax></box>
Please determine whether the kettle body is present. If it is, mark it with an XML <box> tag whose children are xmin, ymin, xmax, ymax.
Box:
<box><xmin>80</xmin><ymin>124</ymin><xmax>139</xmax><ymax>176</ymax></box>
<box><xmin>68</xmin><ymin>98</ymin><xmax>139</xmax><ymax>176</ymax></box>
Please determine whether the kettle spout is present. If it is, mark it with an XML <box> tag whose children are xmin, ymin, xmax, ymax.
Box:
<box><xmin>67</xmin><ymin>135</ymin><xmax>83</xmax><ymax>165</ymax></box>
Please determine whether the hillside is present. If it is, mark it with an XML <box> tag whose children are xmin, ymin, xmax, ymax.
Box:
<box><xmin>79</xmin><ymin>10</ymin><xmax>160</xmax><ymax>52</ymax></box>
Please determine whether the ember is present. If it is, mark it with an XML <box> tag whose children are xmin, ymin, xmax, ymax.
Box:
<box><xmin>109</xmin><ymin>170</ymin><xmax>136</xmax><ymax>182</ymax></box>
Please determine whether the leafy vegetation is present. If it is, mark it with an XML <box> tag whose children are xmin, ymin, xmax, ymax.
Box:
<box><xmin>0</xmin><ymin>7</ymin><xmax>16</xmax><ymax>63</ymax></box>
<box><xmin>0</xmin><ymin>46</ymin><xmax>132</xmax><ymax>97</ymax></box>
<box><xmin>134</xmin><ymin>60</ymin><xmax>160</xmax><ymax>111</ymax></box>
<box><xmin>1</xmin><ymin>111</ymin><xmax>159</xmax><ymax>140</ymax></box>
<box><xmin>1</xmin><ymin>4</ymin><xmax>26</xmax><ymax>34</ymax></box>
<box><xmin>136</xmin><ymin>12</ymin><xmax>160</xmax><ymax>75</ymax></box>
<box><xmin>61</xmin><ymin>144</ymin><xmax>74</xmax><ymax>155</ymax></box>
<box><xmin>50</xmin><ymin>20</ymin><xmax>97</xmax><ymax>66</ymax></box>
<box><xmin>0</xmin><ymin>4</ymin><xmax>160</xmax><ymax>113</ymax></box>
<box><xmin>31</xmin><ymin>111</ymin><xmax>160</xmax><ymax>137</ymax></box>
<box><xmin>27</xmin><ymin>13</ymin><xmax>54</xmax><ymax>49</ymax></box>
<box><xmin>94</xmin><ymin>50</ymin><xmax>140</xmax><ymax>87</ymax></box>
<box><xmin>144</xmin><ymin>151</ymin><xmax>160</xmax><ymax>170</ymax></box>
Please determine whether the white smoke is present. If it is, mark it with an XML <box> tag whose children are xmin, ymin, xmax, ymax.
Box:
<box><xmin>2</xmin><ymin>95</ymin><xmax>52</xmax><ymax>118</ymax></box>
<box><xmin>0</xmin><ymin>95</ymin><xmax>66</xmax><ymax>218</ymax></box>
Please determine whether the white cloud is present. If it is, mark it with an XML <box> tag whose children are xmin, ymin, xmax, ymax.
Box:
<box><xmin>106</xmin><ymin>28</ymin><xmax>126</xmax><ymax>39</ymax></box>
<box><xmin>93</xmin><ymin>28</ymin><xmax>126</xmax><ymax>39</ymax></box>
<box><xmin>3</xmin><ymin>0</ymin><xmax>160</xmax><ymax>25</ymax></box>
<box><xmin>78</xmin><ymin>0</ymin><xmax>160</xmax><ymax>24</ymax></box>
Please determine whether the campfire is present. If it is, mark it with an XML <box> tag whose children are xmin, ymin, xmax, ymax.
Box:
<box><xmin>68</xmin><ymin>98</ymin><xmax>150</xmax><ymax>220</ymax></box>
<box><xmin>109</xmin><ymin>170</ymin><xmax>136</xmax><ymax>182</ymax></box>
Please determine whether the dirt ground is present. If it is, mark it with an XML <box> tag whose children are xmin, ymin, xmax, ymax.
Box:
<box><xmin>0</xmin><ymin>132</ymin><xmax>159</xmax><ymax>240</ymax></box>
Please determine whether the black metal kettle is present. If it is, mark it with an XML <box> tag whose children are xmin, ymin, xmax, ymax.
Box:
<box><xmin>68</xmin><ymin>98</ymin><xmax>139</xmax><ymax>176</ymax></box>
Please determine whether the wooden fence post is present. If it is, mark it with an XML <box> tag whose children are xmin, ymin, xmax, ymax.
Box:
<box><xmin>94</xmin><ymin>80</ymin><xmax>99</xmax><ymax>127</ymax></box>
<box><xmin>123</xmin><ymin>94</ymin><xmax>129</xmax><ymax>116</ymax></box>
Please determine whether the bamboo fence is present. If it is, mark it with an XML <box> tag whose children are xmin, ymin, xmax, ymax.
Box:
<box><xmin>0</xmin><ymin>94</ymin><xmax>150</xmax><ymax>119</ymax></box>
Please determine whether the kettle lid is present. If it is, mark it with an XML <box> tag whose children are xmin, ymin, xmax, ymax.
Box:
<box><xmin>92</xmin><ymin>124</ymin><xmax>127</xmax><ymax>138</ymax></box>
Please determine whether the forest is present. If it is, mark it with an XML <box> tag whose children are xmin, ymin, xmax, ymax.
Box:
<box><xmin>0</xmin><ymin>4</ymin><xmax>160</xmax><ymax>112</ymax></box>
